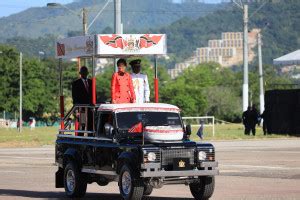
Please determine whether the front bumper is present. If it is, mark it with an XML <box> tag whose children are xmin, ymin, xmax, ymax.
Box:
<box><xmin>141</xmin><ymin>162</ymin><xmax>219</xmax><ymax>178</ymax></box>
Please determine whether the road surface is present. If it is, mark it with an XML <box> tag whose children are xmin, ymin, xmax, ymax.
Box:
<box><xmin>0</xmin><ymin>139</ymin><xmax>299</xmax><ymax>199</ymax></box>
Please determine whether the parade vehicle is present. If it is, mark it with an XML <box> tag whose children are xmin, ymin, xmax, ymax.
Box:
<box><xmin>54</xmin><ymin>34</ymin><xmax>219</xmax><ymax>200</ymax></box>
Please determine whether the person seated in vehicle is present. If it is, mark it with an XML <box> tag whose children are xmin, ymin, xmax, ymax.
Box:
<box><xmin>103</xmin><ymin>114</ymin><xmax>114</xmax><ymax>138</ymax></box>
<box><xmin>111</xmin><ymin>59</ymin><xmax>136</xmax><ymax>104</ymax></box>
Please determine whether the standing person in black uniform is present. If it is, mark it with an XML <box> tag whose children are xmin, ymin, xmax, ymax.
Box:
<box><xmin>250</xmin><ymin>104</ymin><xmax>259</xmax><ymax>136</ymax></box>
<box><xmin>242</xmin><ymin>106</ymin><xmax>252</xmax><ymax>135</ymax></box>
<box><xmin>72</xmin><ymin>66</ymin><xmax>92</xmax><ymax>105</ymax></box>
<box><xmin>72</xmin><ymin>66</ymin><xmax>93</xmax><ymax>134</ymax></box>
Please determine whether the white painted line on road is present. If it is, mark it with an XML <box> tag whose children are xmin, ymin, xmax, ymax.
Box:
<box><xmin>220</xmin><ymin>164</ymin><xmax>300</xmax><ymax>170</ymax></box>
<box><xmin>246</xmin><ymin>150</ymin><xmax>300</xmax><ymax>154</ymax></box>
<box><xmin>218</xmin><ymin>150</ymin><xmax>300</xmax><ymax>154</ymax></box>
<box><xmin>0</xmin><ymin>155</ymin><xmax>53</xmax><ymax>160</ymax></box>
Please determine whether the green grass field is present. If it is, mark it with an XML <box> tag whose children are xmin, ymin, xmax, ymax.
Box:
<box><xmin>0</xmin><ymin>127</ymin><xmax>57</xmax><ymax>147</ymax></box>
<box><xmin>0</xmin><ymin>124</ymin><xmax>294</xmax><ymax>147</ymax></box>
<box><xmin>190</xmin><ymin>124</ymin><xmax>293</xmax><ymax>141</ymax></box>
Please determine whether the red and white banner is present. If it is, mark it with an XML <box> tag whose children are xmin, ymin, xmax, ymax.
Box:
<box><xmin>96</xmin><ymin>34</ymin><xmax>166</xmax><ymax>55</ymax></box>
<box><xmin>55</xmin><ymin>34</ymin><xmax>166</xmax><ymax>59</ymax></box>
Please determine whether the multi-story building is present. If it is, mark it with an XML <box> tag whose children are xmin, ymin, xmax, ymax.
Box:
<box><xmin>169</xmin><ymin>29</ymin><xmax>260</xmax><ymax>79</ymax></box>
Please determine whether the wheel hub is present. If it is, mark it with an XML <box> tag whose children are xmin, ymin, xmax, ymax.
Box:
<box><xmin>122</xmin><ymin>171</ymin><xmax>132</xmax><ymax>195</ymax></box>
<box><xmin>66</xmin><ymin>170</ymin><xmax>75</xmax><ymax>192</ymax></box>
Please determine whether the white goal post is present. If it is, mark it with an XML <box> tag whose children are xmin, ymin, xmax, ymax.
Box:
<box><xmin>182</xmin><ymin>116</ymin><xmax>215</xmax><ymax>137</ymax></box>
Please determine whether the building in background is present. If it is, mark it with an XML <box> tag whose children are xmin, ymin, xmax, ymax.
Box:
<box><xmin>168</xmin><ymin>29</ymin><xmax>260</xmax><ymax>79</ymax></box>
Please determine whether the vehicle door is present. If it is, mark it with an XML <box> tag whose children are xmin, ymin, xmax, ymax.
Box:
<box><xmin>94</xmin><ymin>111</ymin><xmax>116</xmax><ymax>170</ymax></box>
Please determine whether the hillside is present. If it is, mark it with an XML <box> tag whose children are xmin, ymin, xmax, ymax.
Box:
<box><xmin>2</xmin><ymin>0</ymin><xmax>299</xmax><ymax>66</ymax></box>
<box><xmin>0</xmin><ymin>0</ymin><xmax>221</xmax><ymax>41</ymax></box>
<box><xmin>157</xmin><ymin>0</ymin><xmax>300</xmax><ymax>65</ymax></box>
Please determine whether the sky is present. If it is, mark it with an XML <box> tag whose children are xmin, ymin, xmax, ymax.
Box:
<box><xmin>0</xmin><ymin>0</ymin><xmax>74</xmax><ymax>18</ymax></box>
<box><xmin>0</xmin><ymin>0</ymin><xmax>222</xmax><ymax>18</ymax></box>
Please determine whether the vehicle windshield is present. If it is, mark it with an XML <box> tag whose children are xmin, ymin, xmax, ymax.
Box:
<box><xmin>116</xmin><ymin>112</ymin><xmax>182</xmax><ymax>129</ymax></box>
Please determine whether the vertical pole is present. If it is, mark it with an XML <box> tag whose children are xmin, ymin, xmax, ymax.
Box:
<box><xmin>82</xmin><ymin>8</ymin><xmax>88</xmax><ymax>36</ymax></box>
<box><xmin>212</xmin><ymin>116</ymin><xmax>215</xmax><ymax>137</ymax></box>
<box><xmin>82</xmin><ymin>8</ymin><xmax>88</xmax><ymax>67</ymax></box>
<box><xmin>154</xmin><ymin>55</ymin><xmax>159</xmax><ymax>103</ymax></box>
<box><xmin>114</xmin><ymin>0</ymin><xmax>122</xmax><ymax>72</ymax></box>
<box><xmin>3</xmin><ymin>111</ymin><xmax>5</xmax><ymax>120</ymax></box>
<box><xmin>91</xmin><ymin>55</ymin><xmax>96</xmax><ymax>132</ymax></box>
<box><xmin>19</xmin><ymin>52</ymin><xmax>22</xmax><ymax>133</ymax></box>
<box><xmin>77</xmin><ymin>57</ymin><xmax>81</xmax><ymax>76</ymax></box>
<box><xmin>258</xmin><ymin>33</ymin><xmax>264</xmax><ymax>114</ymax></box>
<box><xmin>59</xmin><ymin>58</ymin><xmax>64</xmax><ymax>130</ymax></box>
<box><xmin>74</xmin><ymin>57</ymin><xmax>81</xmax><ymax>136</ymax></box>
<box><xmin>242</xmin><ymin>4</ymin><xmax>249</xmax><ymax>111</ymax></box>
<box><xmin>92</xmin><ymin>56</ymin><xmax>96</xmax><ymax>105</ymax></box>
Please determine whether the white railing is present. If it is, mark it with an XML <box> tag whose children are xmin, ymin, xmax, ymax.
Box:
<box><xmin>182</xmin><ymin>116</ymin><xmax>215</xmax><ymax>137</ymax></box>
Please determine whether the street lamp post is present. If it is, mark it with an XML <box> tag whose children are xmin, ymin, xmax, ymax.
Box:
<box><xmin>233</xmin><ymin>1</ymin><xmax>268</xmax><ymax>111</ymax></box>
<box><xmin>0</xmin><ymin>50</ymin><xmax>23</xmax><ymax>132</ymax></box>
<box><xmin>47</xmin><ymin>1</ymin><xmax>111</xmax><ymax>36</ymax></box>
<box><xmin>243</xmin><ymin>4</ymin><xmax>249</xmax><ymax>111</ymax></box>
<box><xmin>19</xmin><ymin>52</ymin><xmax>23</xmax><ymax>132</ymax></box>
<box><xmin>47</xmin><ymin>1</ymin><xmax>111</xmax><ymax>66</ymax></box>
<box><xmin>114</xmin><ymin>0</ymin><xmax>122</xmax><ymax>72</ymax></box>
<box><xmin>257</xmin><ymin>33</ymin><xmax>264</xmax><ymax>115</ymax></box>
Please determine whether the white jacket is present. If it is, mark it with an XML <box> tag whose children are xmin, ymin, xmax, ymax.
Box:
<box><xmin>131</xmin><ymin>73</ymin><xmax>150</xmax><ymax>103</ymax></box>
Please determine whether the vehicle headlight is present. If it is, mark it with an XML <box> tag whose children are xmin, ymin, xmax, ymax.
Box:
<box><xmin>147</xmin><ymin>152</ymin><xmax>156</xmax><ymax>162</ymax></box>
<box><xmin>198</xmin><ymin>151</ymin><xmax>207</xmax><ymax>161</ymax></box>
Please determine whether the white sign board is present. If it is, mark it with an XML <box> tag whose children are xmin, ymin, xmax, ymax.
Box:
<box><xmin>55</xmin><ymin>35</ymin><xmax>95</xmax><ymax>59</ymax></box>
<box><xmin>96</xmin><ymin>34</ymin><xmax>166</xmax><ymax>56</ymax></box>
<box><xmin>55</xmin><ymin>34</ymin><xmax>166</xmax><ymax>59</ymax></box>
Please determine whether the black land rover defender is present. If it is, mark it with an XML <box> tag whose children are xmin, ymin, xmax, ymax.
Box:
<box><xmin>55</xmin><ymin>103</ymin><xmax>218</xmax><ymax>200</ymax></box>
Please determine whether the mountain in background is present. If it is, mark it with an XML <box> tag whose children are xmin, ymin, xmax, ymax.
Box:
<box><xmin>1</xmin><ymin>0</ymin><xmax>299</xmax><ymax>67</ymax></box>
<box><xmin>0</xmin><ymin>0</ymin><xmax>222</xmax><ymax>41</ymax></box>
<box><xmin>154</xmin><ymin>0</ymin><xmax>299</xmax><ymax>65</ymax></box>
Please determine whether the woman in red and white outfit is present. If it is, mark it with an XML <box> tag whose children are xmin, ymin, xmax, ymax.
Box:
<box><xmin>111</xmin><ymin>59</ymin><xmax>136</xmax><ymax>104</ymax></box>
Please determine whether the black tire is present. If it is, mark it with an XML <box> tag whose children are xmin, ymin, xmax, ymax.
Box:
<box><xmin>189</xmin><ymin>176</ymin><xmax>215</xmax><ymax>200</ymax></box>
<box><xmin>143</xmin><ymin>184</ymin><xmax>153</xmax><ymax>196</ymax></box>
<box><xmin>119</xmin><ymin>164</ymin><xmax>144</xmax><ymax>200</ymax></box>
<box><xmin>64</xmin><ymin>161</ymin><xmax>87</xmax><ymax>198</ymax></box>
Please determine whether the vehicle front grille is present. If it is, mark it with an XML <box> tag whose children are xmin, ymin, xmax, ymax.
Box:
<box><xmin>161</xmin><ymin>148</ymin><xmax>195</xmax><ymax>166</ymax></box>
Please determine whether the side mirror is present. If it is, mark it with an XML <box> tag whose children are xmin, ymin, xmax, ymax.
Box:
<box><xmin>185</xmin><ymin>124</ymin><xmax>192</xmax><ymax>136</ymax></box>
<box><xmin>104</xmin><ymin>123</ymin><xmax>114</xmax><ymax>137</ymax></box>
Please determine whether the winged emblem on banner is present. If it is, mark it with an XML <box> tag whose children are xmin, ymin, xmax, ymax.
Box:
<box><xmin>100</xmin><ymin>34</ymin><xmax>163</xmax><ymax>51</ymax></box>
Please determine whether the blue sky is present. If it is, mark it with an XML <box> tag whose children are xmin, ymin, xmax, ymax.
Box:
<box><xmin>0</xmin><ymin>0</ymin><xmax>74</xmax><ymax>17</ymax></box>
<box><xmin>0</xmin><ymin>0</ymin><xmax>222</xmax><ymax>18</ymax></box>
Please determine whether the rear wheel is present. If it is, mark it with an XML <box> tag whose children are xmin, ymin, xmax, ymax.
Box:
<box><xmin>64</xmin><ymin>161</ymin><xmax>87</xmax><ymax>198</ymax></box>
<box><xmin>189</xmin><ymin>176</ymin><xmax>215</xmax><ymax>200</ymax></box>
<box><xmin>119</xmin><ymin>164</ymin><xmax>144</xmax><ymax>200</ymax></box>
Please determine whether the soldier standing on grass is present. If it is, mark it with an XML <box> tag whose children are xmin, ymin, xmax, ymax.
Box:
<box><xmin>242</xmin><ymin>106</ymin><xmax>259</xmax><ymax>136</ymax></box>
<box><xmin>242</xmin><ymin>106</ymin><xmax>252</xmax><ymax>135</ymax></box>
<box><xmin>250</xmin><ymin>104</ymin><xmax>259</xmax><ymax>136</ymax></box>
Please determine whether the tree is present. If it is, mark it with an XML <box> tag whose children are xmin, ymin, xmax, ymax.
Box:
<box><xmin>203</xmin><ymin>86</ymin><xmax>242</xmax><ymax>122</ymax></box>
<box><xmin>161</xmin><ymin>63</ymin><xmax>219</xmax><ymax>116</ymax></box>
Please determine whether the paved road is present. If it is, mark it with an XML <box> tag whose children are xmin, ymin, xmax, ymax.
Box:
<box><xmin>0</xmin><ymin>139</ymin><xmax>300</xmax><ymax>200</ymax></box>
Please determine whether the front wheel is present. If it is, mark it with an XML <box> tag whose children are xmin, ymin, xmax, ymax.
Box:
<box><xmin>64</xmin><ymin>161</ymin><xmax>87</xmax><ymax>198</ymax></box>
<box><xmin>189</xmin><ymin>176</ymin><xmax>215</xmax><ymax>200</ymax></box>
<box><xmin>119</xmin><ymin>164</ymin><xmax>144</xmax><ymax>200</ymax></box>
